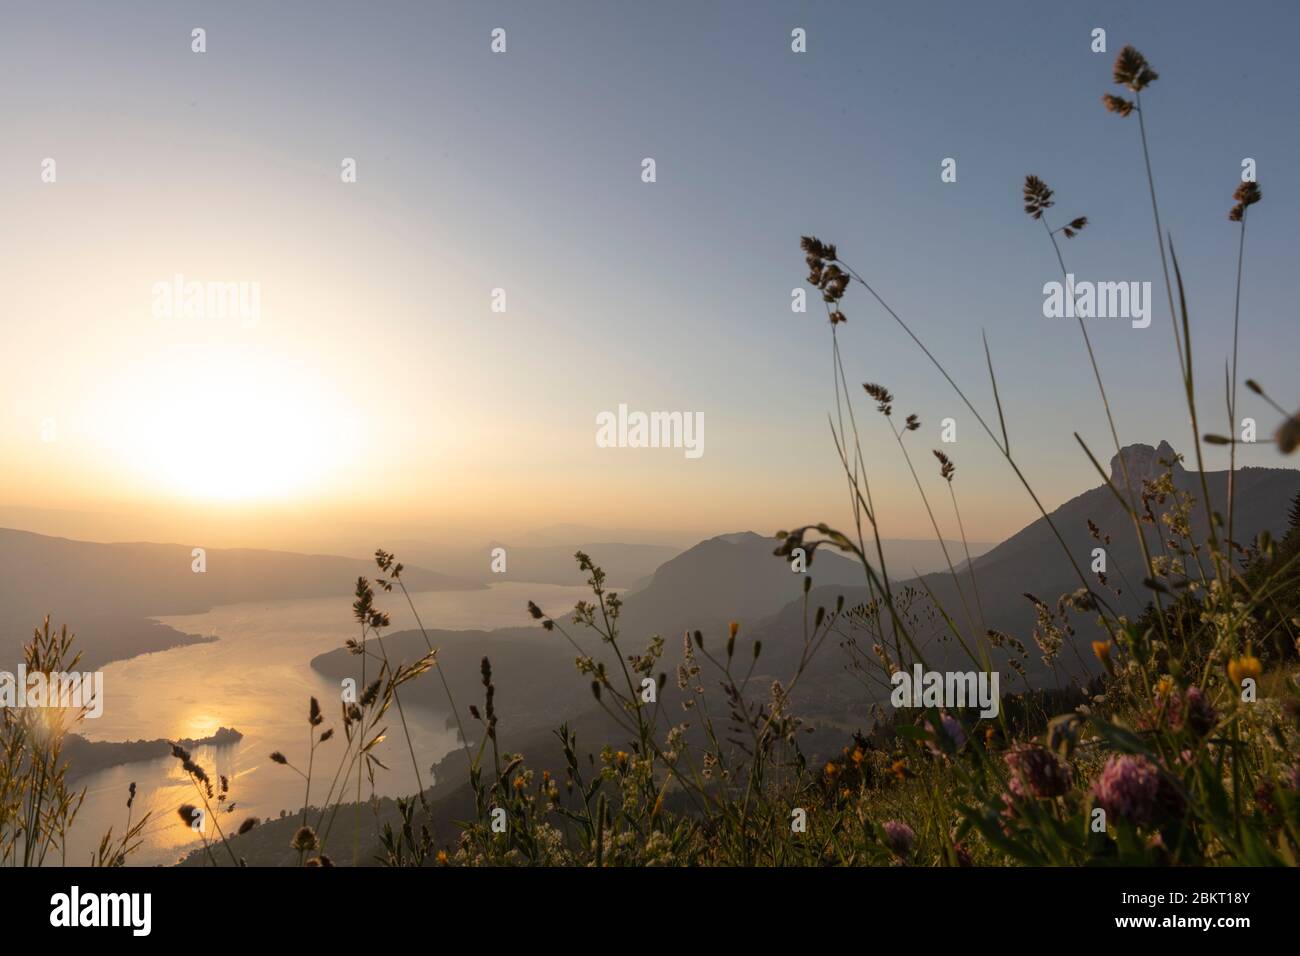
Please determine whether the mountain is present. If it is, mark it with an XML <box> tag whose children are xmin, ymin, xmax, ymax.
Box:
<box><xmin>752</xmin><ymin>443</ymin><xmax>1300</xmax><ymax>694</ymax></box>
<box><xmin>384</xmin><ymin>538</ymin><xmax>683</xmax><ymax>588</ymax></box>
<box><xmin>615</xmin><ymin>532</ymin><xmax>864</xmax><ymax>636</ymax></box>
<box><xmin>486</xmin><ymin>541</ymin><xmax>683</xmax><ymax>588</ymax></box>
<box><xmin>312</xmin><ymin>446</ymin><xmax>1299</xmax><ymax>767</ymax></box>
<box><xmin>0</xmin><ymin>529</ymin><xmax>480</xmax><ymax>668</ymax></box>
<box><xmin>309</xmin><ymin>532</ymin><xmax>862</xmax><ymax>730</ymax></box>
<box><xmin>512</xmin><ymin>524</ymin><xmax>692</xmax><ymax>548</ymax></box>
<box><xmin>382</xmin><ymin>530</ymin><xmax>989</xmax><ymax>591</ymax></box>
<box><xmin>613</xmin><ymin>531</ymin><xmax>991</xmax><ymax>635</ymax></box>
<box><xmin>307</xmin><ymin>532</ymin><xmax>983</xmax><ymax>741</ymax></box>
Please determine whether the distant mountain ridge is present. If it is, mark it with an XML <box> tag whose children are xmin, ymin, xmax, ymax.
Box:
<box><xmin>753</xmin><ymin>443</ymin><xmax>1300</xmax><ymax>693</ymax></box>
<box><xmin>617</xmin><ymin>531</ymin><xmax>993</xmax><ymax>636</ymax></box>
<box><xmin>0</xmin><ymin>528</ymin><xmax>479</xmax><ymax>668</ymax></box>
<box><xmin>387</xmin><ymin>538</ymin><xmax>684</xmax><ymax>588</ymax></box>
<box><xmin>307</xmin><ymin>444</ymin><xmax>1300</xmax><ymax>805</ymax></box>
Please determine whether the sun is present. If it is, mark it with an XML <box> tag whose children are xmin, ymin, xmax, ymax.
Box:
<box><xmin>103</xmin><ymin>345</ymin><xmax>351</xmax><ymax>502</ymax></box>
<box><xmin>149</xmin><ymin>385</ymin><xmax>309</xmax><ymax>500</ymax></box>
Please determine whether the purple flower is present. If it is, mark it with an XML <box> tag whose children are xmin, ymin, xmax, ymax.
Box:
<box><xmin>881</xmin><ymin>820</ymin><xmax>915</xmax><ymax>857</ymax></box>
<box><xmin>1173</xmin><ymin>685</ymin><xmax>1216</xmax><ymax>738</ymax></box>
<box><xmin>952</xmin><ymin>841</ymin><xmax>974</xmax><ymax>867</ymax></box>
<box><xmin>1005</xmin><ymin>743</ymin><xmax>1073</xmax><ymax>799</ymax></box>
<box><xmin>925</xmin><ymin>713</ymin><xmax>967</xmax><ymax>755</ymax></box>
<box><xmin>1091</xmin><ymin>754</ymin><xmax>1181</xmax><ymax>827</ymax></box>
<box><xmin>1000</xmin><ymin>789</ymin><xmax>1020</xmax><ymax>817</ymax></box>
<box><xmin>1254</xmin><ymin>764</ymin><xmax>1300</xmax><ymax>820</ymax></box>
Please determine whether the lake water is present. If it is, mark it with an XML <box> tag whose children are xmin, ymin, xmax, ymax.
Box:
<box><xmin>63</xmin><ymin>581</ymin><xmax>594</xmax><ymax>867</ymax></box>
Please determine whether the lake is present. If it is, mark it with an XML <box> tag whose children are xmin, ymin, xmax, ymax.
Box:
<box><xmin>63</xmin><ymin>581</ymin><xmax>594</xmax><ymax>866</ymax></box>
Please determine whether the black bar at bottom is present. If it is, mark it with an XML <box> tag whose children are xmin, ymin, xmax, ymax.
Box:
<box><xmin>0</xmin><ymin>865</ymin><xmax>1283</xmax><ymax>942</ymax></box>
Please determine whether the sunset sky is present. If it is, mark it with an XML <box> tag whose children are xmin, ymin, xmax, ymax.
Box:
<box><xmin>2</xmin><ymin>0</ymin><xmax>1297</xmax><ymax>553</ymax></box>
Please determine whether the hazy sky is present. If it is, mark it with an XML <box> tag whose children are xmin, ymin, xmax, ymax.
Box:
<box><xmin>2</xmin><ymin>1</ymin><xmax>1296</xmax><ymax>552</ymax></box>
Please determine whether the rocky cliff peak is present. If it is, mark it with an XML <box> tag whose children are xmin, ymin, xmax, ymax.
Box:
<box><xmin>1109</xmin><ymin>441</ymin><xmax>1182</xmax><ymax>483</ymax></box>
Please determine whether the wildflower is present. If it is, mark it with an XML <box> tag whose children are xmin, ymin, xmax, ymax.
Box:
<box><xmin>1277</xmin><ymin>413</ymin><xmax>1300</xmax><ymax>454</ymax></box>
<box><xmin>352</xmin><ymin>577</ymin><xmax>375</xmax><ymax>625</ymax></box>
<box><xmin>1253</xmin><ymin>766</ymin><xmax>1300</xmax><ymax>820</ymax></box>
<box><xmin>933</xmin><ymin>449</ymin><xmax>955</xmax><ymax>482</ymax></box>
<box><xmin>1102</xmin><ymin>93</ymin><xmax>1135</xmax><ymax>116</ymax></box>
<box><xmin>1092</xmin><ymin>640</ymin><xmax>1114</xmax><ymax>674</ymax></box>
<box><xmin>881</xmin><ymin>820</ymin><xmax>916</xmax><ymax>858</ymax></box>
<box><xmin>801</xmin><ymin>236</ymin><xmax>850</xmax><ymax>311</ymax></box>
<box><xmin>863</xmin><ymin>383</ymin><xmax>894</xmax><ymax>416</ymax></box>
<box><xmin>181</xmin><ymin>758</ymin><xmax>209</xmax><ymax>785</ymax></box>
<box><xmin>825</xmin><ymin>761</ymin><xmax>840</xmax><ymax>780</ymax></box>
<box><xmin>999</xmin><ymin>788</ymin><xmax>1025</xmax><ymax>825</ymax></box>
<box><xmin>1227</xmin><ymin>653</ymin><xmax>1262</xmax><ymax>690</ymax></box>
<box><xmin>1061</xmin><ymin>588</ymin><xmax>1097</xmax><ymax>613</ymax></box>
<box><xmin>291</xmin><ymin>826</ymin><xmax>319</xmax><ymax>852</ymax></box>
<box><xmin>1022</xmin><ymin>175</ymin><xmax>1054</xmax><ymax>219</ymax></box>
<box><xmin>1045</xmin><ymin>713</ymin><xmax>1082</xmax><ymax>759</ymax></box>
<box><xmin>436</xmin><ymin>850</ymin><xmax>449</xmax><ymax>865</ymax></box>
<box><xmin>1228</xmin><ymin>181</ymin><xmax>1261</xmax><ymax>222</ymax></box>
<box><xmin>801</xmin><ymin>236</ymin><xmax>837</xmax><ymax>261</ymax></box>
<box><xmin>1285</xmin><ymin>698</ymin><xmax>1300</xmax><ymax>730</ymax></box>
<box><xmin>1171</xmin><ymin>685</ymin><xmax>1216</xmax><ymax>738</ymax></box>
<box><xmin>1112</xmin><ymin>45</ymin><xmax>1158</xmax><ymax>91</ymax></box>
<box><xmin>1005</xmin><ymin>743</ymin><xmax>1073</xmax><ymax>799</ymax></box>
<box><xmin>1091</xmin><ymin>754</ymin><xmax>1181</xmax><ymax>827</ymax></box>
<box><xmin>1025</xmin><ymin>593</ymin><xmax>1066</xmax><ymax>666</ymax></box>
<box><xmin>889</xmin><ymin>758</ymin><xmax>907</xmax><ymax>783</ymax></box>
<box><xmin>1059</xmin><ymin>216</ymin><xmax>1088</xmax><ymax>239</ymax></box>
<box><xmin>925</xmin><ymin>713</ymin><xmax>966</xmax><ymax>755</ymax></box>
